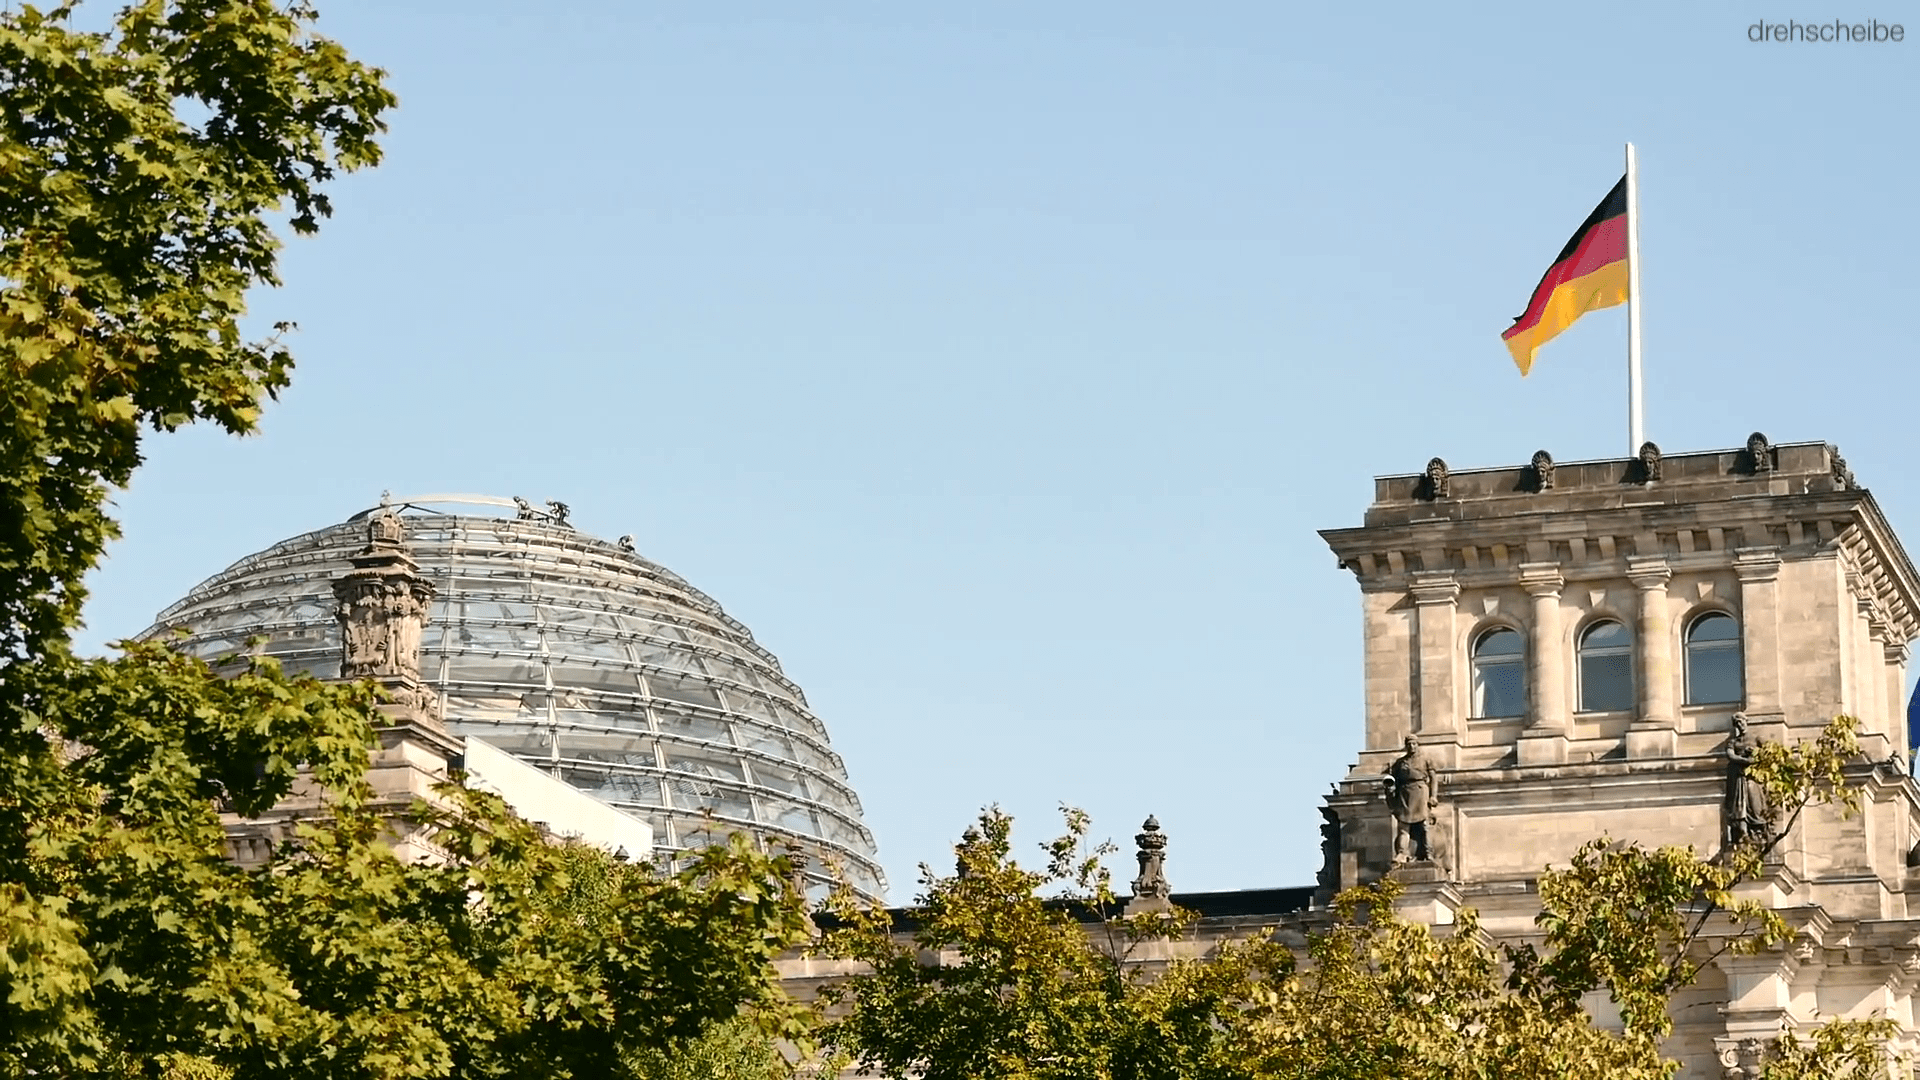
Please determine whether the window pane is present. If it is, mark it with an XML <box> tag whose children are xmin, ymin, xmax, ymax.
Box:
<box><xmin>1688</xmin><ymin>613</ymin><xmax>1740</xmax><ymax>643</ymax></box>
<box><xmin>1583</xmin><ymin>621</ymin><xmax>1629</xmax><ymax>649</ymax></box>
<box><xmin>1580</xmin><ymin>653</ymin><xmax>1634</xmax><ymax>712</ymax></box>
<box><xmin>1475</xmin><ymin>629</ymin><xmax>1523</xmax><ymax>657</ymax></box>
<box><xmin>1473</xmin><ymin>658</ymin><xmax>1525</xmax><ymax>718</ymax></box>
<box><xmin>1688</xmin><ymin>643</ymin><xmax>1743</xmax><ymax>704</ymax></box>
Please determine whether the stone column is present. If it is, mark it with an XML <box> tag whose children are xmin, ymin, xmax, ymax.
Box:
<box><xmin>1627</xmin><ymin>559</ymin><xmax>1676</xmax><ymax>759</ymax></box>
<box><xmin>1409</xmin><ymin>573</ymin><xmax>1462</xmax><ymax>756</ymax></box>
<box><xmin>1887</xmin><ymin>641</ymin><xmax>1911</xmax><ymax>768</ymax></box>
<box><xmin>1517</xmin><ymin>564</ymin><xmax>1569</xmax><ymax>765</ymax></box>
<box><xmin>1733</xmin><ymin>549</ymin><xmax>1783</xmax><ymax>722</ymax></box>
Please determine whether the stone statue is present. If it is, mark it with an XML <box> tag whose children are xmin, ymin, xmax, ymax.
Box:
<box><xmin>1423</xmin><ymin>457</ymin><xmax>1450</xmax><ymax>500</ymax></box>
<box><xmin>1316</xmin><ymin>806</ymin><xmax>1342</xmax><ymax>892</ymax></box>
<box><xmin>1385</xmin><ymin>734</ymin><xmax>1441</xmax><ymax>864</ymax></box>
<box><xmin>1746</xmin><ymin>431</ymin><xmax>1773</xmax><ymax>474</ymax></box>
<box><xmin>1637</xmin><ymin>440</ymin><xmax>1663</xmax><ymax>483</ymax></box>
<box><xmin>1724</xmin><ymin>714</ymin><xmax>1773</xmax><ymax>847</ymax></box>
<box><xmin>1831</xmin><ymin>445</ymin><xmax>1855</xmax><ymax>490</ymax></box>
<box><xmin>1530</xmin><ymin>450</ymin><xmax>1555</xmax><ymax>492</ymax></box>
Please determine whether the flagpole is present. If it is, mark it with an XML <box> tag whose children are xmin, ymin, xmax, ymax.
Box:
<box><xmin>1625</xmin><ymin>142</ymin><xmax>1644</xmax><ymax>455</ymax></box>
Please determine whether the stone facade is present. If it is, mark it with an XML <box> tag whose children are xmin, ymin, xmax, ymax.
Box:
<box><xmin>784</xmin><ymin>439</ymin><xmax>1920</xmax><ymax>1077</ymax></box>
<box><xmin>1313</xmin><ymin>438</ymin><xmax>1920</xmax><ymax>1074</ymax></box>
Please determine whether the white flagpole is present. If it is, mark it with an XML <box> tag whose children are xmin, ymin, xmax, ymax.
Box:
<box><xmin>1625</xmin><ymin>142</ymin><xmax>1644</xmax><ymax>455</ymax></box>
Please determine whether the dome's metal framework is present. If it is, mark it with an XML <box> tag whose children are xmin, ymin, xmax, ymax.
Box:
<box><xmin>139</xmin><ymin>495</ymin><xmax>886</xmax><ymax>901</ymax></box>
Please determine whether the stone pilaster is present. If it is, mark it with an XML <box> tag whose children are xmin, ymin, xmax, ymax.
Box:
<box><xmin>1733</xmin><ymin>550</ymin><xmax>1783</xmax><ymax>721</ymax></box>
<box><xmin>1626</xmin><ymin>559</ymin><xmax>1676</xmax><ymax>759</ymax></box>
<box><xmin>1517</xmin><ymin>564</ymin><xmax>1569</xmax><ymax>765</ymax></box>
<box><xmin>1887</xmin><ymin>641</ymin><xmax>1911</xmax><ymax>767</ymax></box>
<box><xmin>1409</xmin><ymin>573</ymin><xmax>1462</xmax><ymax>753</ymax></box>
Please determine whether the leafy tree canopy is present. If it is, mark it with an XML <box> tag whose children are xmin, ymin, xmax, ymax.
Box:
<box><xmin>0</xmin><ymin>4</ymin><xmax>811</xmax><ymax>1077</ymax></box>
<box><xmin>818</xmin><ymin>718</ymin><xmax>1899</xmax><ymax>1080</ymax></box>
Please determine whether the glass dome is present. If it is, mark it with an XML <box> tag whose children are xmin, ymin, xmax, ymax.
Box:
<box><xmin>137</xmin><ymin>494</ymin><xmax>886</xmax><ymax>901</ymax></box>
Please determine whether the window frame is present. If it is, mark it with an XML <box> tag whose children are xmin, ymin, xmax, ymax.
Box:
<box><xmin>1683</xmin><ymin>609</ymin><xmax>1744</xmax><ymax>707</ymax></box>
<box><xmin>1576</xmin><ymin>617</ymin><xmax>1636</xmax><ymax>714</ymax></box>
<box><xmin>1468</xmin><ymin>625</ymin><xmax>1527</xmax><ymax>720</ymax></box>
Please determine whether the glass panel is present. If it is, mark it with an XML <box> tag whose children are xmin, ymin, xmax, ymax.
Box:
<box><xmin>1685</xmin><ymin>614</ymin><xmax>1741</xmax><ymax>705</ymax></box>
<box><xmin>1472</xmin><ymin>658</ymin><xmax>1525</xmax><ymax>718</ymax></box>
<box><xmin>646</xmin><ymin>671</ymin><xmax>722</xmax><ymax>708</ymax></box>
<box><xmin>1579</xmin><ymin>621</ymin><xmax>1634</xmax><ymax>712</ymax></box>
<box><xmin>1689</xmin><ymin>613</ymin><xmax>1740</xmax><ymax>643</ymax></box>
<box><xmin>1475</xmin><ymin>628</ymin><xmax>1523</xmax><ymax>657</ymax></box>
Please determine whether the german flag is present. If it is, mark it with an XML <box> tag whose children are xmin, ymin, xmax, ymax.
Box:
<box><xmin>1501</xmin><ymin>176</ymin><xmax>1628</xmax><ymax>375</ymax></box>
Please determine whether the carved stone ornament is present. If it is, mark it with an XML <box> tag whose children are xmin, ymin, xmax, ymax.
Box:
<box><xmin>1830</xmin><ymin>444</ymin><xmax>1855</xmax><ymax>490</ymax></box>
<box><xmin>1421</xmin><ymin>457</ymin><xmax>1450</xmax><ymax>500</ymax></box>
<box><xmin>1530</xmin><ymin>450</ymin><xmax>1554</xmax><ymax>492</ymax></box>
<box><xmin>333</xmin><ymin>512</ymin><xmax>439</xmax><ymax>718</ymax></box>
<box><xmin>1316</xmin><ymin>806</ymin><xmax>1342</xmax><ymax>892</ymax></box>
<box><xmin>1131</xmin><ymin>816</ymin><xmax>1171</xmax><ymax>900</ymax></box>
<box><xmin>956</xmin><ymin>824</ymin><xmax>982</xmax><ymax>877</ymax></box>
<box><xmin>1385</xmin><ymin>734</ymin><xmax>1441</xmax><ymax>866</ymax></box>
<box><xmin>1723</xmin><ymin>714</ymin><xmax>1775</xmax><ymax>849</ymax></box>
<box><xmin>1745</xmin><ymin>431</ymin><xmax>1773</xmax><ymax>474</ymax></box>
<box><xmin>1637</xmin><ymin>440</ymin><xmax>1662</xmax><ymax>483</ymax></box>
<box><xmin>1125</xmin><ymin>815</ymin><xmax>1173</xmax><ymax>915</ymax></box>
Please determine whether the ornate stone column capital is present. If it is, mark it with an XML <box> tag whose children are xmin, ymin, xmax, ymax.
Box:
<box><xmin>1408</xmin><ymin>572</ymin><xmax>1460</xmax><ymax>606</ymax></box>
<box><xmin>1732</xmin><ymin>548</ymin><xmax>1782</xmax><ymax>584</ymax></box>
<box><xmin>1517</xmin><ymin>563</ymin><xmax>1563</xmax><ymax>597</ymax></box>
<box><xmin>1626</xmin><ymin>557</ymin><xmax>1671</xmax><ymax>591</ymax></box>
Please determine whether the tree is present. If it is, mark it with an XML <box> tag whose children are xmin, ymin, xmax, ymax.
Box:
<box><xmin>817</xmin><ymin>718</ymin><xmax>1900</xmax><ymax>1079</ymax></box>
<box><xmin>0</xmin><ymin>4</ymin><xmax>813</xmax><ymax>1076</ymax></box>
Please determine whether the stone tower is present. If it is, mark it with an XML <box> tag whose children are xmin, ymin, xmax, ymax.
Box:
<box><xmin>223</xmin><ymin>510</ymin><xmax>462</xmax><ymax>866</ymax></box>
<box><xmin>1319</xmin><ymin>438</ymin><xmax>1920</xmax><ymax>1073</ymax></box>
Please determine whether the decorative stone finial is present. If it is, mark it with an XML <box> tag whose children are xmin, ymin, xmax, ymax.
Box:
<box><xmin>957</xmin><ymin>824</ymin><xmax>983</xmax><ymax>877</ymax></box>
<box><xmin>1635</xmin><ymin>441</ymin><xmax>1662</xmax><ymax>483</ymax></box>
<box><xmin>333</xmin><ymin>512</ymin><xmax>438</xmax><ymax>720</ymax></box>
<box><xmin>1126</xmin><ymin>815</ymin><xmax>1172</xmax><ymax>914</ymax></box>
<box><xmin>1529</xmin><ymin>450</ymin><xmax>1554</xmax><ymax>492</ymax></box>
<box><xmin>1745</xmin><ymin>432</ymin><xmax>1773</xmax><ymax>475</ymax></box>
<box><xmin>1421</xmin><ymin>457</ymin><xmax>1450</xmax><ymax>500</ymax></box>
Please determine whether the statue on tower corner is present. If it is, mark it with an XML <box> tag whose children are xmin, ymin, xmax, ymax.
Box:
<box><xmin>1385</xmin><ymin>734</ymin><xmax>1442</xmax><ymax>865</ymax></box>
<box><xmin>1724</xmin><ymin>714</ymin><xmax>1775</xmax><ymax>849</ymax></box>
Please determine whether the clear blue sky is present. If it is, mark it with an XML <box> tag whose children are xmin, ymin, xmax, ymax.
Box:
<box><xmin>76</xmin><ymin>1</ymin><xmax>1920</xmax><ymax>896</ymax></box>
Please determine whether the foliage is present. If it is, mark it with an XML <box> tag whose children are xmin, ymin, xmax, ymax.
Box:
<box><xmin>819</xmin><ymin>719</ymin><xmax>1901</xmax><ymax>1079</ymax></box>
<box><xmin>0</xmin><ymin>3</ymin><xmax>814</xmax><ymax>1076</ymax></box>
<box><xmin>623</xmin><ymin>1017</ymin><xmax>792</xmax><ymax>1080</ymax></box>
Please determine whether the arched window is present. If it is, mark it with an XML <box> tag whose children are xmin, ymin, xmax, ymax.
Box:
<box><xmin>1471</xmin><ymin>628</ymin><xmax>1525</xmax><ymax>719</ymax></box>
<box><xmin>1578</xmin><ymin>620</ymin><xmax>1634</xmax><ymax>713</ymax></box>
<box><xmin>1685</xmin><ymin>612</ymin><xmax>1743</xmax><ymax>705</ymax></box>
